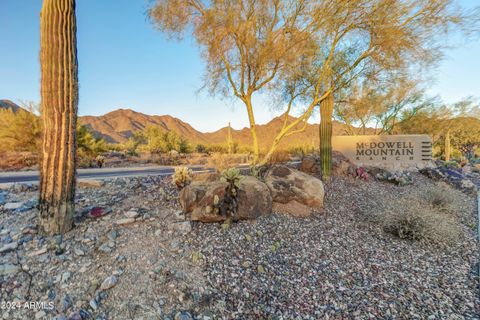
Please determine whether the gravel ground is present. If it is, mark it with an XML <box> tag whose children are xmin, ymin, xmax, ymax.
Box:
<box><xmin>0</xmin><ymin>173</ymin><xmax>478</xmax><ymax>319</ymax></box>
<box><xmin>186</xmin><ymin>174</ymin><xmax>479</xmax><ymax>319</ymax></box>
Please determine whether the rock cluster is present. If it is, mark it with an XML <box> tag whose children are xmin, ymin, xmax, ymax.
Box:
<box><xmin>420</xmin><ymin>163</ymin><xmax>478</xmax><ymax>195</ymax></box>
<box><xmin>180</xmin><ymin>165</ymin><xmax>325</xmax><ymax>222</ymax></box>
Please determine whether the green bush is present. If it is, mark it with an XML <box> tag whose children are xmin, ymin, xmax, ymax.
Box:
<box><xmin>0</xmin><ymin>104</ymin><xmax>41</xmax><ymax>153</ymax></box>
<box><xmin>77</xmin><ymin>124</ymin><xmax>107</xmax><ymax>157</ymax></box>
<box><xmin>134</xmin><ymin>126</ymin><xmax>190</xmax><ymax>154</ymax></box>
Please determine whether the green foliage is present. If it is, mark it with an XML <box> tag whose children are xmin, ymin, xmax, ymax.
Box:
<box><xmin>195</xmin><ymin>143</ymin><xmax>207</xmax><ymax>153</ymax></box>
<box><xmin>172</xmin><ymin>166</ymin><xmax>193</xmax><ymax>189</ymax></box>
<box><xmin>77</xmin><ymin>124</ymin><xmax>107</xmax><ymax>158</ymax></box>
<box><xmin>135</xmin><ymin>126</ymin><xmax>190</xmax><ymax>154</ymax></box>
<box><xmin>221</xmin><ymin>167</ymin><xmax>242</xmax><ymax>189</ymax></box>
<box><xmin>0</xmin><ymin>104</ymin><xmax>41</xmax><ymax>152</ymax></box>
<box><xmin>399</xmin><ymin>99</ymin><xmax>480</xmax><ymax>161</ymax></box>
<box><xmin>121</xmin><ymin>131</ymin><xmax>147</xmax><ymax>155</ymax></box>
<box><xmin>448</xmin><ymin>117</ymin><xmax>480</xmax><ymax>160</ymax></box>
<box><xmin>218</xmin><ymin>167</ymin><xmax>243</xmax><ymax>220</ymax></box>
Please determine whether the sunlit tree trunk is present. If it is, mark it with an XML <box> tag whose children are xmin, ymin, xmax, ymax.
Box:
<box><xmin>320</xmin><ymin>93</ymin><xmax>334</xmax><ymax>182</ymax></box>
<box><xmin>39</xmin><ymin>0</ymin><xmax>78</xmax><ymax>235</ymax></box>
<box><xmin>244</xmin><ymin>97</ymin><xmax>260</xmax><ymax>163</ymax></box>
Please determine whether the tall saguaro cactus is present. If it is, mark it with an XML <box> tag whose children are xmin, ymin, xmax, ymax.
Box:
<box><xmin>39</xmin><ymin>0</ymin><xmax>78</xmax><ymax>235</ymax></box>
<box><xmin>227</xmin><ymin>122</ymin><xmax>234</xmax><ymax>154</ymax></box>
<box><xmin>319</xmin><ymin>93</ymin><xmax>334</xmax><ymax>182</ymax></box>
<box><xmin>444</xmin><ymin>129</ymin><xmax>451</xmax><ymax>161</ymax></box>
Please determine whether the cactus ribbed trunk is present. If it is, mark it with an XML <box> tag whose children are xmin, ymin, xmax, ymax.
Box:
<box><xmin>444</xmin><ymin>129</ymin><xmax>451</xmax><ymax>162</ymax></box>
<box><xmin>319</xmin><ymin>93</ymin><xmax>334</xmax><ymax>182</ymax></box>
<box><xmin>227</xmin><ymin>122</ymin><xmax>233</xmax><ymax>154</ymax></box>
<box><xmin>39</xmin><ymin>0</ymin><xmax>78</xmax><ymax>235</ymax></box>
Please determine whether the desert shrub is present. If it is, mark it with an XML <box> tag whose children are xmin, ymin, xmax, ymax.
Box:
<box><xmin>172</xmin><ymin>166</ymin><xmax>193</xmax><ymax>189</ymax></box>
<box><xmin>266</xmin><ymin>150</ymin><xmax>291</xmax><ymax>164</ymax></box>
<box><xmin>378</xmin><ymin>195</ymin><xmax>460</xmax><ymax>246</ymax></box>
<box><xmin>185</xmin><ymin>153</ymin><xmax>209</xmax><ymax>166</ymax></box>
<box><xmin>136</xmin><ymin>126</ymin><xmax>190</xmax><ymax>154</ymax></box>
<box><xmin>288</xmin><ymin>145</ymin><xmax>316</xmax><ymax>159</ymax></box>
<box><xmin>206</xmin><ymin>144</ymin><xmax>228</xmax><ymax>154</ymax></box>
<box><xmin>0</xmin><ymin>151</ymin><xmax>38</xmax><ymax>170</ymax></box>
<box><xmin>423</xmin><ymin>186</ymin><xmax>455</xmax><ymax>213</ymax></box>
<box><xmin>77</xmin><ymin>124</ymin><xmax>107</xmax><ymax>157</ymax></box>
<box><xmin>237</xmin><ymin>145</ymin><xmax>253</xmax><ymax>154</ymax></box>
<box><xmin>207</xmin><ymin>153</ymin><xmax>249</xmax><ymax>172</ymax></box>
<box><xmin>0</xmin><ymin>103</ymin><xmax>41</xmax><ymax>152</ymax></box>
<box><xmin>442</xmin><ymin>160</ymin><xmax>460</xmax><ymax>169</ymax></box>
<box><xmin>195</xmin><ymin>144</ymin><xmax>207</xmax><ymax>153</ymax></box>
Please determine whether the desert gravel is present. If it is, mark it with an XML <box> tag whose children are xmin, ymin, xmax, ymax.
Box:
<box><xmin>0</xmin><ymin>173</ymin><xmax>478</xmax><ymax>319</ymax></box>
<box><xmin>186</xmin><ymin>174</ymin><xmax>479</xmax><ymax>319</ymax></box>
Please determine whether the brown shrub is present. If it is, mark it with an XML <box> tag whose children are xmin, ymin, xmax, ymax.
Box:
<box><xmin>0</xmin><ymin>151</ymin><xmax>38</xmax><ymax>171</ymax></box>
<box><xmin>422</xmin><ymin>184</ymin><xmax>456</xmax><ymax>214</ymax></box>
<box><xmin>207</xmin><ymin>153</ymin><xmax>250</xmax><ymax>172</ymax></box>
<box><xmin>377</xmin><ymin>194</ymin><xmax>460</xmax><ymax>246</ymax></box>
<box><xmin>266</xmin><ymin>150</ymin><xmax>291</xmax><ymax>165</ymax></box>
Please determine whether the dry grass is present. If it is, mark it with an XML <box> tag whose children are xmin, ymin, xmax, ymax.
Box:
<box><xmin>375</xmin><ymin>189</ymin><xmax>462</xmax><ymax>246</ymax></box>
<box><xmin>422</xmin><ymin>184</ymin><xmax>456</xmax><ymax>214</ymax></box>
<box><xmin>266</xmin><ymin>150</ymin><xmax>291</xmax><ymax>164</ymax></box>
<box><xmin>207</xmin><ymin>153</ymin><xmax>250</xmax><ymax>172</ymax></box>
<box><xmin>0</xmin><ymin>151</ymin><xmax>38</xmax><ymax>171</ymax></box>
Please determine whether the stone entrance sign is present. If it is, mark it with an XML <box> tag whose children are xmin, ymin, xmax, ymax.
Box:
<box><xmin>332</xmin><ymin>135</ymin><xmax>432</xmax><ymax>169</ymax></box>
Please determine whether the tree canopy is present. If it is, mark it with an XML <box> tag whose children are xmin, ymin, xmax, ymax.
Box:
<box><xmin>150</xmin><ymin>0</ymin><xmax>472</xmax><ymax>164</ymax></box>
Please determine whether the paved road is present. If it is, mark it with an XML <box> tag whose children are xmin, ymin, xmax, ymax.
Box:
<box><xmin>0</xmin><ymin>166</ymin><xmax>214</xmax><ymax>184</ymax></box>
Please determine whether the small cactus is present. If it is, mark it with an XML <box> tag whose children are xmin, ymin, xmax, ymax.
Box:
<box><xmin>172</xmin><ymin>166</ymin><xmax>193</xmax><ymax>189</ymax></box>
<box><xmin>221</xmin><ymin>167</ymin><xmax>242</xmax><ymax>188</ymax></box>
<box><xmin>218</xmin><ymin>167</ymin><xmax>243</xmax><ymax>221</ymax></box>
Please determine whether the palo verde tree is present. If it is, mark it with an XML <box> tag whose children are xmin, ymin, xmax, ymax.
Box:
<box><xmin>39</xmin><ymin>0</ymin><xmax>78</xmax><ymax>235</ymax></box>
<box><xmin>334</xmin><ymin>77</ymin><xmax>434</xmax><ymax>135</ymax></box>
<box><xmin>149</xmin><ymin>0</ymin><xmax>472</xmax><ymax>168</ymax></box>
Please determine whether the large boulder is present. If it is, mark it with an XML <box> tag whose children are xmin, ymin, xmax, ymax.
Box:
<box><xmin>236</xmin><ymin>176</ymin><xmax>272</xmax><ymax>220</ymax></box>
<box><xmin>299</xmin><ymin>155</ymin><xmax>320</xmax><ymax>175</ymax></box>
<box><xmin>179</xmin><ymin>177</ymin><xmax>272</xmax><ymax>223</ymax></box>
<box><xmin>332</xmin><ymin>151</ymin><xmax>355</xmax><ymax>176</ymax></box>
<box><xmin>299</xmin><ymin>151</ymin><xmax>354</xmax><ymax>177</ymax></box>
<box><xmin>264</xmin><ymin>165</ymin><xmax>324</xmax><ymax>214</ymax></box>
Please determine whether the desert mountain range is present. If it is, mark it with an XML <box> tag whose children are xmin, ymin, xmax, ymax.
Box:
<box><xmin>1</xmin><ymin>99</ymin><xmax>354</xmax><ymax>149</ymax></box>
<box><xmin>80</xmin><ymin>109</ymin><xmax>353</xmax><ymax>149</ymax></box>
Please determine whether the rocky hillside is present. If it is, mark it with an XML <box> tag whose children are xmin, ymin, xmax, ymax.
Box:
<box><xmin>79</xmin><ymin>109</ymin><xmax>209</xmax><ymax>144</ymax></box>
<box><xmin>80</xmin><ymin>108</ymin><xmax>355</xmax><ymax>149</ymax></box>
<box><xmin>0</xmin><ymin>99</ymin><xmax>21</xmax><ymax>112</ymax></box>
<box><xmin>0</xmin><ymin>100</ymin><xmax>363</xmax><ymax>149</ymax></box>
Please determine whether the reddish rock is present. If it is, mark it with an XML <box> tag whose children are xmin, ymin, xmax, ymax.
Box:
<box><xmin>179</xmin><ymin>177</ymin><xmax>272</xmax><ymax>223</ymax></box>
<box><xmin>299</xmin><ymin>156</ymin><xmax>320</xmax><ymax>174</ymax></box>
<box><xmin>265</xmin><ymin>165</ymin><xmax>325</xmax><ymax>210</ymax></box>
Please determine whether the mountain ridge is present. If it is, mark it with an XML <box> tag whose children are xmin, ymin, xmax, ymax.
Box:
<box><xmin>79</xmin><ymin>108</ymin><xmax>352</xmax><ymax>149</ymax></box>
<box><xmin>1</xmin><ymin>100</ymin><xmax>354</xmax><ymax>149</ymax></box>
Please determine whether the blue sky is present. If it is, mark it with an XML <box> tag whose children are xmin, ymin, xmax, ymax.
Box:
<box><xmin>1</xmin><ymin>0</ymin><xmax>479</xmax><ymax>132</ymax></box>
